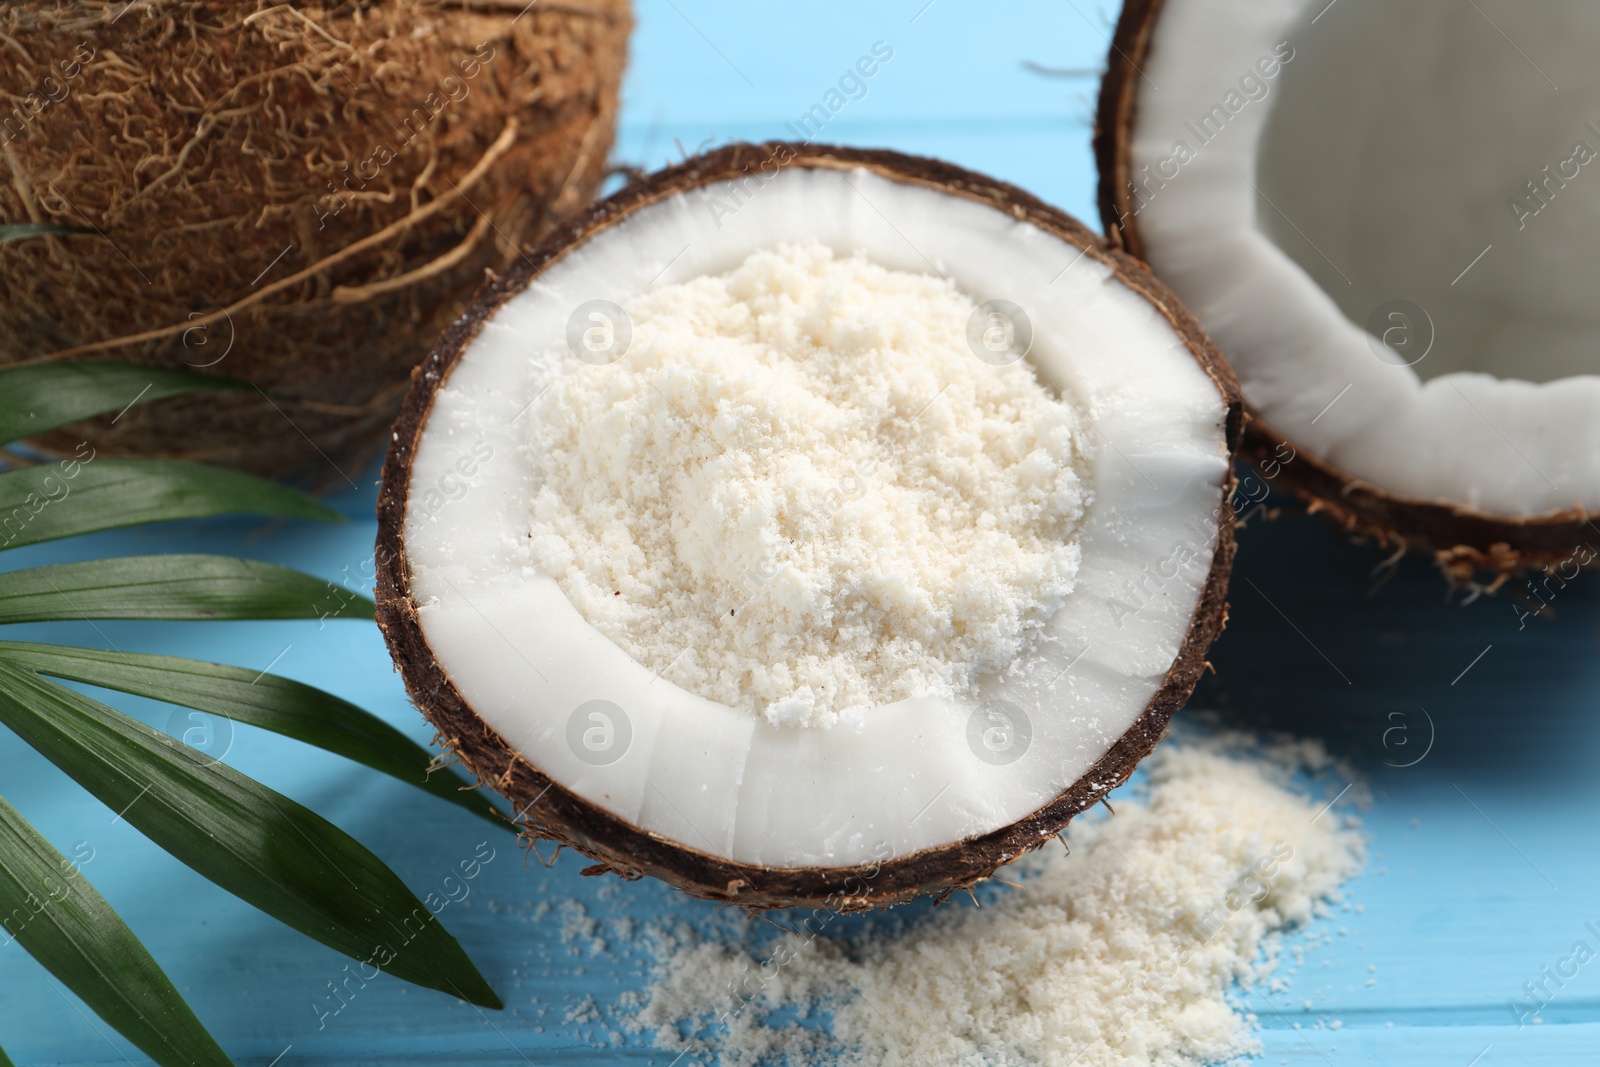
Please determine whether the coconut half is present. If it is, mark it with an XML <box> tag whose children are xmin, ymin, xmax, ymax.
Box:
<box><xmin>376</xmin><ymin>144</ymin><xmax>1240</xmax><ymax>909</ymax></box>
<box><xmin>1099</xmin><ymin>0</ymin><xmax>1600</xmax><ymax>577</ymax></box>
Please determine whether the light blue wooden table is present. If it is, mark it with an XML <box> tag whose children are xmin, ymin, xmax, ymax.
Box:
<box><xmin>3</xmin><ymin>2</ymin><xmax>1597</xmax><ymax>1062</ymax></box>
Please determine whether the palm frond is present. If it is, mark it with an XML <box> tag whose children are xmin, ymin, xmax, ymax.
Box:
<box><xmin>0</xmin><ymin>643</ymin><xmax>507</xmax><ymax>829</ymax></box>
<box><xmin>0</xmin><ymin>361</ymin><xmax>508</xmax><ymax>1062</ymax></box>
<box><xmin>0</xmin><ymin>796</ymin><xmax>230</xmax><ymax>1067</ymax></box>
<box><xmin>0</xmin><ymin>362</ymin><xmax>246</xmax><ymax>447</ymax></box>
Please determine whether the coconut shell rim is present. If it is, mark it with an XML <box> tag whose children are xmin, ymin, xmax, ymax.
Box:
<box><xmin>1241</xmin><ymin>416</ymin><xmax>1600</xmax><ymax>575</ymax></box>
<box><xmin>1093</xmin><ymin>0</ymin><xmax>1600</xmax><ymax>575</ymax></box>
<box><xmin>375</xmin><ymin>140</ymin><xmax>1242</xmax><ymax>911</ymax></box>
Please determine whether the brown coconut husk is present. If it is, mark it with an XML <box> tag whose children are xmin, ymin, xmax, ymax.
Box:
<box><xmin>1094</xmin><ymin>0</ymin><xmax>1599</xmax><ymax>581</ymax></box>
<box><xmin>0</xmin><ymin>0</ymin><xmax>630</xmax><ymax>486</ymax></box>
<box><xmin>374</xmin><ymin>143</ymin><xmax>1243</xmax><ymax>911</ymax></box>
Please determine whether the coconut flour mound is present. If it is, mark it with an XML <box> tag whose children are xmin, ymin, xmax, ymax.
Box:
<box><xmin>524</xmin><ymin>241</ymin><xmax>1092</xmax><ymax>727</ymax></box>
<box><xmin>630</xmin><ymin>733</ymin><xmax>1367</xmax><ymax>1066</ymax></box>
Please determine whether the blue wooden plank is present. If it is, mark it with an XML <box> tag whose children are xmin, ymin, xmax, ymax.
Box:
<box><xmin>6</xmin><ymin>499</ymin><xmax>1596</xmax><ymax>1064</ymax></box>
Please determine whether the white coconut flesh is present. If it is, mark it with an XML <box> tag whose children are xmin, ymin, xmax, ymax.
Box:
<box><xmin>1129</xmin><ymin>0</ymin><xmax>1600</xmax><ymax>517</ymax></box>
<box><xmin>401</xmin><ymin>165</ymin><xmax>1230</xmax><ymax>869</ymax></box>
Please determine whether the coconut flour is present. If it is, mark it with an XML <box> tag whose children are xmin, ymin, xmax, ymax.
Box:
<box><xmin>630</xmin><ymin>733</ymin><xmax>1367</xmax><ymax>1066</ymax></box>
<box><xmin>524</xmin><ymin>242</ymin><xmax>1092</xmax><ymax>727</ymax></box>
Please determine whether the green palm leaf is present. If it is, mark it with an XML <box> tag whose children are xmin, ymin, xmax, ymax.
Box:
<box><xmin>0</xmin><ymin>663</ymin><xmax>502</xmax><ymax>1009</ymax></box>
<box><xmin>0</xmin><ymin>643</ymin><xmax>507</xmax><ymax>831</ymax></box>
<box><xmin>0</xmin><ymin>362</ymin><xmax>247</xmax><ymax>447</ymax></box>
<box><xmin>0</xmin><ymin>555</ymin><xmax>371</xmax><ymax>624</ymax></box>
<box><xmin>0</xmin><ymin>359</ymin><xmax>504</xmax><ymax>1058</ymax></box>
<box><xmin>0</xmin><ymin>796</ymin><xmax>230</xmax><ymax>1067</ymax></box>
<box><xmin>0</xmin><ymin>1041</ymin><xmax>12</xmax><ymax>1066</ymax></box>
<box><xmin>0</xmin><ymin>459</ymin><xmax>342</xmax><ymax>551</ymax></box>
<box><xmin>0</xmin><ymin>223</ymin><xmax>96</xmax><ymax>245</ymax></box>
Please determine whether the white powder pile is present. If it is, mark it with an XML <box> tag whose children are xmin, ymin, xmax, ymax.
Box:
<box><xmin>630</xmin><ymin>733</ymin><xmax>1367</xmax><ymax>1066</ymax></box>
<box><xmin>525</xmin><ymin>241</ymin><xmax>1092</xmax><ymax>727</ymax></box>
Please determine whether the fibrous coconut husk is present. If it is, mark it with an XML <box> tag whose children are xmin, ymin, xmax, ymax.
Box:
<box><xmin>0</xmin><ymin>0</ymin><xmax>630</xmax><ymax>485</ymax></box>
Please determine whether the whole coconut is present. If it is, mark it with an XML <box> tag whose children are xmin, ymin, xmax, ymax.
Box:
<box><xmin>0</xmin><ymin>0</ymin><xmax>630</xmax><ymax>483</ymax></box>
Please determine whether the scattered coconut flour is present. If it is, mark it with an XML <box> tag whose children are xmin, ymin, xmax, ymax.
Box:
<box><xmin>523</xmin><ymin>241</ymin><xmax>1093</xmax><ymax>727</ymax></box>
<box><xmin>628</xmin><ymin>731</ymin><xmax>1367</xmax><ymax>1066</ymax></box>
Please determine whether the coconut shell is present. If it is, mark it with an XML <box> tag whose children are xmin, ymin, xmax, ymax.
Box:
<box><xmin>1094</xmin><ymin>0</ymin><xmax>1598</xmax><ymax>579</ymax></box>
<box><xmin>0</xmin><ymin>0</ymin><xmax>630</xmax><ymax>485</ymax></box>
<box><xmin>1239</xmin><ymin>416</ymin><xmax>1598</xmax><ymax>583</ymax></box>
<box><xmin>374</xmin><ymin>142</ymin><xmax>1243</xmax><ymax>911</ymax></box>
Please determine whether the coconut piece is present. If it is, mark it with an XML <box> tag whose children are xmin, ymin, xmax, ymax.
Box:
<box><xmin>1098</xmin><ymin>0</ymin><xmax>1600</xmax><ymax>579</ymax></box>
<box><xmin>376</xmin><ymin>143</ymin><xmax>1241</xmax><ymax>910</ymax></box>
<box><xmin>0</xmin><ymin>0</ymin><xmax>630</xmax><ymax>483</ymax></box>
